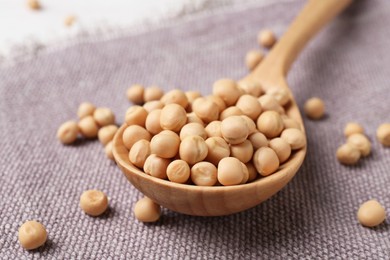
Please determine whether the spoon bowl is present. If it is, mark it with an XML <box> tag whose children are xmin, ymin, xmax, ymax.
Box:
<box><xmin>112</xmin><ymin>0</ymin><xmax>352</xmax><ymax>216</ymax></box>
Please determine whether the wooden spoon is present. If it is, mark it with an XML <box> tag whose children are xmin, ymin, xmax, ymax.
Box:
<box><xmin>113</xmin><ymin>0</ymin><xmax>353</xmax><ymax>216</ymax></box>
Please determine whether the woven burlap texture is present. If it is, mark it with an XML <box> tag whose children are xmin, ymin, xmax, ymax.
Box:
<box><xmin>1</xmin><ymin>0</ymin><xmax>390</xmax><ymax>259</ymax></box>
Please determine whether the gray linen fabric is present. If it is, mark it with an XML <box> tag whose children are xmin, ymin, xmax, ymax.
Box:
<box><xmin>1</xmin><ymin>0</ymin><xmax>390</xmax><ymax>259</ymax></box>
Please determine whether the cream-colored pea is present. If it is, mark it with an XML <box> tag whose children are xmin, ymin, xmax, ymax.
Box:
<box><xmin>246</xmin><ymin>162</ymin><xmax>258</xmax><ymax>182</ymax></box>
<box><xmin>304</xmin><ymin>97</ymin><xmax>325</xmax><ymax>120</ymax></box>
<box><xmin>240</xmin><ymin>162</ymin><xmax>249</xmax><ymax>184</ymax></box>
<box><xmin>93</xmin><ymin>107</ymin><xmax>115</xmax><ymax>127</ymax></box>
<box><xmin>217</xmin><ymin>157</ymin><xmax>246</xmax><ymax>186</ymax></box>
<box><xmin>236</xmin><ymin>95</ymin><xmax>262</xmax><ymax>120</ymax></box>
<box><xmin>258</xmin><ymin>29</ymin><xmax>277</xmax><ymax>48</ymax></box>
<box><xmin>105</xmin><ymin>141</ymin><xmax>114</xmax><ymax>161</ymax></box>
<box><xmin>129</xmin><ymin>140</ymin><xmax>151</xmax><ymax>168</ymax></box>
<box><xmin>280</xmin><ymin>128</ymin><xmax>306</xmax><ymax>150</ymax></box>
<box><xmin>150</xmin><ymin>130</ymin><xmax>180</xmax><ymax>158</ymax></box>
<box><xmin>80</xmin><ymin>189</ymin><xmax>109</xmax><ymax>216</ymax></box>
<box><xmin>221</xmin><ymin>115</ymin><xmax>249</xmax><ymax>145</ymax></box>
<box><xmin>190</xmin><ymin>162</ymin><xmax>217</xmax><ymax>186</ymax></box>
<box><xmin>241</xmin><ymin>115</ymin><xmax>257</xmax><ymax>135</ymax></box>
<box><xmin>57</xmin><ymin>120</ymin><xmax>79</xmax><ymax>144</ymax></box>
<box><xmin>245</xmin><ymin>50</ymin><xmax>264</xmax><ymax>71</ymax></box>
<box><xmin>98</xmin><ymin>125</ymin><xmax>118</xmax><ymax>146</ymax></box>
<box><xmin>64</xmin><ymin>15</ymin><xmax>76</xmax><ymax>27</ymax></box>
<box><xmin>237</xmin><ymin>79</ymin><xmax>263</xmax><ymax>97</ymax></box>
<box><xmin>258</xmin><ymin>95</ymin><xmax>285</xmax><ymax>114</ymax></box>
<box><xmin>180</xmin><ymin>123</ymin><xmax>207</xmax><ymax>140</ymax></box>
<box><xmin>185</xmin><ymin>91</ymin><xmax>202</xmax><ymax>103</ymax></box>
<box><xmin>192</xmin><ymin>98</ymin><xmax>219</xmax><ymax>123</ymax></box>
<box><xmin>187</xmin><ymin>112</ymin><xmax>205</xmax><ymax>126</ymax></box>
<box><xmin>166</xmin><ymin>160</ymin><xmax>190</xmax><ymax>184</ymax></box>
<box><xmin>357</xmin><ymin>200</ymin><xmax>386</xmax><ymax>227</ymax></box>
<box><xmin>269</xmin><ymin>137</ymin><xmax>291</xmax><ymax>163</ymax></box>
<box><xmin>144</xmin><ymin>86</ymin><xmax>164</xmax><ymax>102</ymax></box>
<box><xmin>281</xmin><ymin>115</ymin><xmax>301</xmax><ymax>130</ymax></box>
<box><xmin>212</xmin><ymin>79</ymin><xmax>241</xmax><ymax>106</ymax></box>
<box><xmin>220</xmin><ymin>106</ymin><xmax>243</xmax><ymax>121</ymax></box>
<box><xmin>377</xmin><ymin>123</ymin><xmax>390</xmax><ymax>146</ymax></box>
<box><xmin>344</xmin><ymin>122</ymin><xmax>364</xmax><ymax>137</ymax></box>
<box><xmin>125</xmin><ymin>106</ymin><xmax>148</xmax><ymax>127</ymax></box>
<box><xmin>143</xmin><ymin>100</ymin><xmax>164</xmax><ymax>112</ymax></box>
<box><xmin>134</xmin><ymin>197</ymin><xmax>161</xmax><ymax>223</ymax></box>
<box><xmin>248</xmin><ymin>132</ymin><xmax>268</xmax><ymax>149</ymax></box>
<box><xmin>27</xmin><ymin>0</ymin><xmax>41</xmax><ymax>10</ymax></box>
<box><xmin>257</xmin><ymin>111</ymin><xmax>284</xmax><ymax>138</ymax></box>
<box><xmin>230</xmin><ymin>140</ymin><xmax>253</xmax><ymax>163</ymax></box>
<box><xmin>205</xmin><ymin>121</ymin><xmax>222</xmax><ymax>138</ymax></box>
<box><xmin>336</xmin><ymin>143</ymin><xmax>361</xmax><ymax>165</ymax></box>
<box><xmin>122</xmin><ymin>125</ymin><xmax>151</xmax><ymax>150</ymax></box>
<box><xmin>145</xmin><ymin>109</ymin><xmax>163</xmax><ymax>135</ymax></box>
<box><xmin>161</xmin><ymin>89</ymin><xmax>189</xmax><ymax>108</ymax></box>
<box><xmin>160</xmin><ymin>104</ymin><xmax>187</xmax><ymax>132</ymax></box>
<box><xmin>253</xmin><ymin>147</ymin><xmax>280</xmax><ymax>176</ymax></box>
<box><xmin>205</xmin><ymin>137</ymin><xmax>230</xmax><ymax>166</ymax></box>
<box><xmin>77</xmin><ymin>102</ymin><xmax>96</xmax><ymax>119</ymax></box>
<box><xmin>266</xmin><ymin>87</ymin><xmax>290</xmax><ymax>106</ymax></box>
<box><xmin>347</xmin><ymin>133</ymin><xmax>371</xmax><ymax>157</ymax></box>
<box><xmin>179</xmin><ymin>135</ymin><xmax>208</xmax><ymax>165</ymax></box>
<box><xmin>143</xmin><ymin>154</ymin><xmax>170</xmax><ymax>179</ymax></box>
<box><xmin>78</xmin><ymin>116</ymin><xmax>99</xmax><ymax>138</ymax></box>
<box><xmin>18</xmin><ymin>221</ymin><xmax>47</xmax><ymax>250</ymax></box>
<box><xmin>206</xmin><ymin>95</ymin><xmax>226</xmax><ymax>113</ymax></box>
<box><xmin>126</xmin><ymin>84</ymin><xmax>144</xmax><ymax>105</ymax></box>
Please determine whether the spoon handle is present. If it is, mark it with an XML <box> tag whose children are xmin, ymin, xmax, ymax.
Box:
<box><xmin>254</xmin><ymin>0</ymin><xmax>353</xmax><ymax>78</ymax></box>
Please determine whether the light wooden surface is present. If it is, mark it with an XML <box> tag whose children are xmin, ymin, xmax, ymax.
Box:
<box><xmin>113</xmin><ymin>0</ymin><xmax>353</xmax><ymax>216</ymax></box>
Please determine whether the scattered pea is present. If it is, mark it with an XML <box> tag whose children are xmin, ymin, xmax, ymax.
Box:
<box><xmin>230</xmin><ymin>140</ymin><xmax>254</xmax><ymax>163</ymax></box>
<box><xmin>18</xmin><ymin>221</ymin><xmax>47</xmax><ymax>250</ymax></box>
<box><xmin>160</xmin><ymin>104</ymin><xmax>187</xmax><ymax>132</ymax></box>
<box><xmin>64</xmin><ymin>15</ymin><xmax>76</xmax><ymax>27</ymax></box>
<box><xmin>161</xmin><ymin>89</ymin><xmax>189</xmax><ymax>108</ymax></box>
<box><xmin>122</xmin><ymin>125</ymin><xmax>151</xmax><ymax>150</ymax></box>
<box><xmin>185</xmin><ymin>91</ymin><xmax>202</xmax><ymax>103</ymax></box>
<box><xmin>336</xmin><ymin>143</ymin><xmax>361</xmax><ymax>165</ymax></box>
<box><xmin>125</xmin><ymin>106</ymin><xmax>148</xmax><ymax>127</ymax></box>
<box><xmin>347</xmin><ymin>133</ymin><xmax>371</xmax><ymax>157</ymax></box>
<box><xmin>145</xmin><ymin>109</ymin><xmax>163</xmax><ymax>135</ymax></box>
<box><xmin>129</xmin><ymin>140</ymin><xmax>151</xmax><ymax>168</ymax></box>
<box><xmin>245</xmin><ymin>50</ymin><xmax>264</xmax><ymax>71</ymax></box>
<box><xmin>246</xmin><ymin>162</ymin><xmax>258</xmax><ymax>182</ymax></box>
<box><xmin>179</xmin><ymin>135</ymin><xmax>208</xmax><ymax>165</ymax></box>
<box><xmin>237</xmin><ymin>79</ymin><xmax>263</xmax><ymax>97</ymax></box>
<box><xmin>80</xmin><ymin>190</ymin><xmax>109</xmax><ymax>216</ymax></box>
<box><xmin>221</xmin><ymin>115</ymin><xmax>249</xmax><ymax>144</ymax></box>
<box><xmin>191</xmin><ymin>162</ymin><xmax>218</xmax><ymax>186</ymax></box>
<box><xmin>77</xmin><ymin>102</ymin><xmax>96</xmax><ymax>119</ymax></box>
<box><xmin>219</xmin><ymin>106</ymin><xmax>243</xmax><ymax>121</ymax></box>
<box><xmin>281</xmin><ymin>115</ymin><xmax>301</xmax><ymax>130</ymax></box>
<box><xmin>144</xmin><ymin>86</ymin><xmax>164</xmax><ymax>102</ymax></box>
<box><xmin>127</xmin><ymin>84</ymin><xmax>145</xmax><ymax>105</ymax></box>
<box><xmin>253</xmin><ymin>147</ymin><xmax>280</xmax><ymax>176</ymax></box>
<box><xmin>134</xmin><ymin>197</ymin><xmax>161</xmax><ymax>223</ymax></box>
<box><xmin>57</xmin><ymin>120</ymin><xmax>79</xmax><ymax>144</ymax></box>
<box><xmin>98</xmin><ymin>125</ymin><xmax>118</xmax><ymax>146</ymax></box>
<box><xmin>143</xmin><ymin>100</ymin><xmax>164</xmax><ymax>112</ymax></box>
<box><xmin>258</xmin><ymin>95</ymin><xmax>284</xmax><ymax>114</ymax></box>
<box><xmin>192</xmin><ymin>97</ymin><xmax>219</xmax><ymax>123</ymax></box>
<box><xmin>248</xmin><ymin>132</ymin><xmax>268</xmax><ymax>149</ymax></box>
<box><xmin>205</xmin><ymin>121</ymin><xmax>222</xmax><ymax>138</ymax></box>
<box><xmin>344</xmin><ymin>122</ymin><xmax>364</xmax><ymax>137</ymax></box>
<box><xmin>258</xmin><ymin>29</ymin><xmax>277</xmax><ymax>48</ymax></box>
<box><xmin>357</xmin><ymin>200</ymin><xmax>386</xmax><ymax>227</ymax></box>
<box><xmin>241</xmin><ymin>115</ymin><xmax>257</xmax><ymax>135</ymax></box>
<box><xmin>93</xmin><ymin>107</ymin><xmax>115</xmax><ymax>127</ymax></box>
<box><xmin>27</xmin><ymin>0</ymin><xmax>41</xmax><ymax>10</ymax></box>
<box><xmin>206</xmin><ymin>95</ymin><xmax>226</xmax><ymax>113</ymax></box>
<box><xmin>143</xmin><ymin>154</ymin><xmax>170</xmax><ymax>179</ymax></box>
<box><xmin>257</xmin><ymin>111</ymin><xmax>284</xmax><ymax>138</ymax></box>
<box><xmin>186</xmin><ymin>112</ymin><xmax>205</xmax><ymax>126</ymax></box>
<box><xmin>266</xmin><ymin>87</ymin><xmax>290</xmax><ymax>106</ymax></box>
<box><xmin>78</xmin><ymin>116</ymin><xmax>99</xmax><ymax>138</ymax></box>
<box><xmin>205</xmin><ymin>137</ymin><xmax>230</xmax><ymax>166</ymax></box>
<box><xmin>212</xmin><ymin>79</ymin><xmax>241</xmax><ymax>106</ymax></box>
<box><xmin>377</xmin><ymin>123</ymin><xmax>390</xmax><ymax>146</ymax></box>
<box><xmin>167</xmin><ymin>160</ymin><xmax>191</xmax><ymax>184</ymax></box>
<box><xmin>150</xmin><ymin>130</ymin><xmax>180</xmax><ymax>158</ymax></box>
<box><xmin>304</xmin><ymin>97</ymin><xmax>325</xmax><ymax>120</ymax></box>
<box><xmin>105</xmin><ymin>141</ymin><xmax>114</xmax><ymax>161</ymax></box>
